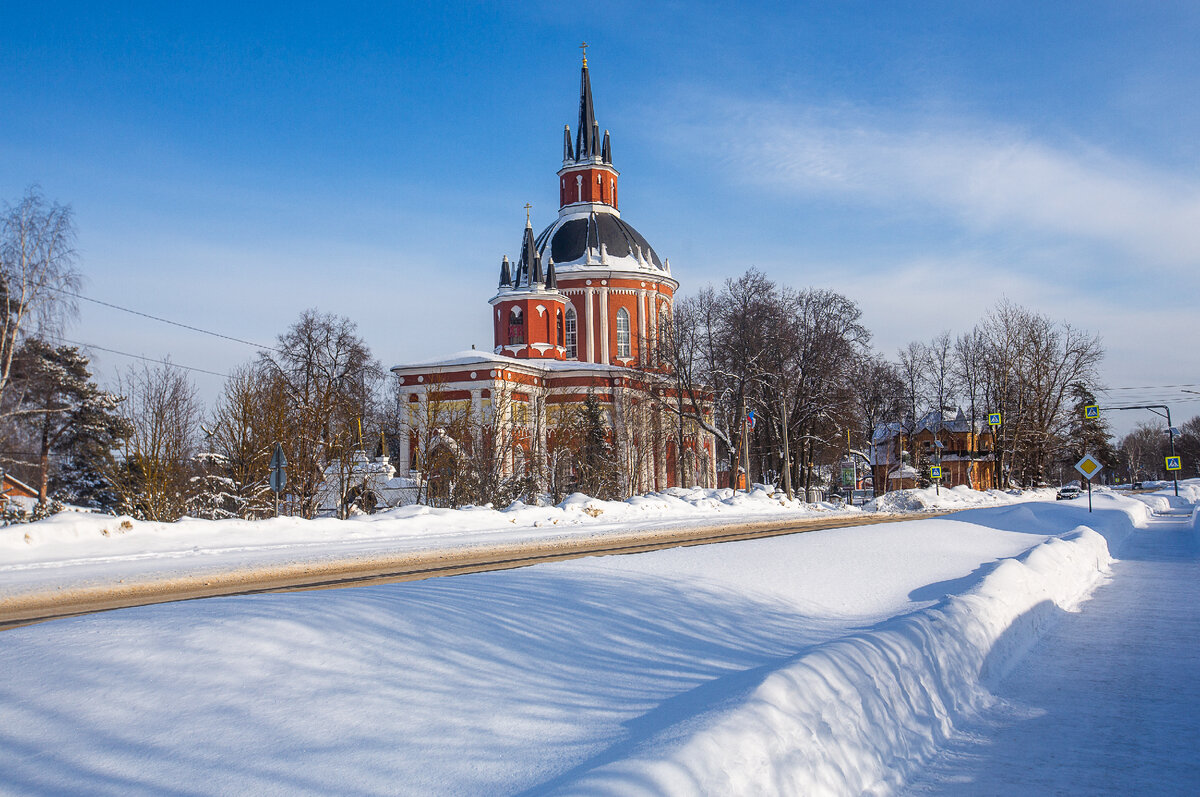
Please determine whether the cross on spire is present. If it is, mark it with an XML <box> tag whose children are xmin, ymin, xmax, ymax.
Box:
<box><xmin>580</xmin><ymin>41</ymin><xmax>588</xmax><ymax>65</ymax></box>
<box><xmin>524</xmin><ymin>202</ymin><xmax>532</xmax><ymax>224</ymax></box>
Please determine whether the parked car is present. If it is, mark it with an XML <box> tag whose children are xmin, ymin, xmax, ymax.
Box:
<box><xmin>1056</xmin><ymin>486</ymin><xmax>1081</xmax><ymax>500</ymax></box>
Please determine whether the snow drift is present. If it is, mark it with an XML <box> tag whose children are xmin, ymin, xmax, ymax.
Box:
<box><xmin>557</xmin><ymin>496</ymin><xmax>1155</xmax><ymax>796</ymax></box>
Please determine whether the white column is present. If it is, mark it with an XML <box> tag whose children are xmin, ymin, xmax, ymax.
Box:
<box><xmin>536</xmin><ymin>392</ymin><xmax>548</xmax><ymax>491</ymax></box>
<box><xmin>415</xmin><ymin>391</ymin><xmax>428</xmax><ymax>471</ymax></box>
<box><xmin>397</xmin><ymin>390</ymin><xmax>411</xmax><ymax>472</ymax></box>
<box><xmin>649</xmin><ymin>294</ymin><xmax>659</xmax><ymax>354</ymax></box>
<box><xmin>600</xmin><ymin>286</ymin><xmax>610</xmax><ymax>364</ymax></box>
<box><xmin>637</xmin><ymin>289</ymin><xmax>647</xmax><ymax>362</ymax></box>
<box><xmin>585</xmin><ymin>287</ymin><xmax>595</xmax><ymax>363</ymax></box>
<box><xmin>471</xmin><ymin>389</ymin><xmax>482</xmax><ymax>445</ymax></box>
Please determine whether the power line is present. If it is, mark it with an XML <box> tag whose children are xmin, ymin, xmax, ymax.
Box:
<box><xmin>51</xmin><ymin>287</ymin><xmax>279</xmax><ymax>352</ymax></box>
<box><xmin>1098</xmin><ymin>383</ymin><xmax>1200</xmax><ymax>392</ymax></box>
<box><xmin>49</xmin><ymin>335</ymin><xmax>231</xmax><ymax>378</ymax></box>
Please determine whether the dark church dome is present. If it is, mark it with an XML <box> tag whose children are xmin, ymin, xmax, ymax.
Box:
<box><xmin>534</xmin><ymin>209</ymin><xmax>666</xmax><ymax>274</ymax></box>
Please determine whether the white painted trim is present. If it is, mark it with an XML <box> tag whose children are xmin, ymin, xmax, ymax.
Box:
<box><xmin>585</xmin><ymin>287</ymin><xmax>595</xmax><ymax>363</ymax></box>
<box><xmin>600</xmin><ymin>286</ymin><xmax>610</xmax><ymax>363</ymax></box>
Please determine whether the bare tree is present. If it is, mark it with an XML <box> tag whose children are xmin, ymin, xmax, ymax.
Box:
<box><xmin>1175</xmin><ymin>416</ymin><xmax>1200</xmax><ymax>478</ymax></box>
<box><xmin>896</xmin><ymin>340</ymin><xmax>930</xmax><ymax>430</ymax></box>
<box><xmin>197</xmin><ymin>364</ymin><xmax>289</xmax><ymax>519</ymax></box>
<box><xmin>0</xmin><ymin>187</ymin><xmax>82</xmax><ymax>410</ymax></box>
<box><xmin>257</xmin><ymin>310</ymin><xmax>383</xmax><ymax>518</ymax></box>
<box><xmin>953</xmin><ymin>329</ymin><xmax>987</xmax><ymax>435</ymax></box>
<box><xmin>111</xmin><ymin>362</ymin><xmax>203</xmax><ymax>521</ymax></box>
<box><xmin>1118</xmin><ymin>422</ymin><xmax>1167</xmax><ymax>482</ymax></box>
<box><xmin>977</xmin><ymin>301</ymin><xmax>1104</xmax><ymax>486</ymax></box>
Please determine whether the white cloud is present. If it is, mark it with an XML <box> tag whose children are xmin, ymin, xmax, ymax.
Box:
<box><xmin>678</xmin><ymin>99</ymin><xmax>1200</xmax><ymax>269</ymax></box>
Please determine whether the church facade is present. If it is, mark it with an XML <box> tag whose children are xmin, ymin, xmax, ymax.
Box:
<box><xmin>391</xmin><ymin>55</ymin><xmax>716</xmax><ymax>498</ymax></box>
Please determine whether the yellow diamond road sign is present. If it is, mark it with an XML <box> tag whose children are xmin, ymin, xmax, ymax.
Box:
<box><xmin>1075</xmin><ymin>454</ymin><xmax>1103</xmax><ymax>480</ymax></box>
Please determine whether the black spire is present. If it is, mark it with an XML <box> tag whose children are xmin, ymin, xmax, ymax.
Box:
<box><xmin>563</xmin><ymin>125</ymin><xmax>574</xmax><ymax>161</ymax></box>
<box><xmin>601</xmin><ymin>129</ymin><xmax>611</xmax><ymax>164</ymax></box>
<box><xmin>498</xmin><ymin>255</ymin><xmax>512</xmax><ymax>289</ymax></box>
<box><xmin>545</xmin><ymin>257</ymin><xmax>557</xmax><ymax>290</ymax></box>
<box><xmin>575</xmin><ymin>58</ymin><xmax>597</xmax><ymax>161</ymax></box>
<box><xmin>518</xmin><ymin>219</ymin><xmax>541</xmax><ymax>287</ymax></box>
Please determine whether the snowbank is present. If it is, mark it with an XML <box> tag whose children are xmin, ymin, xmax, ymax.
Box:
<box><xmin>864</xmin><ymin>484</ymin><xmax>1056</xmax><ymax>513</ymax></box>
<box><xmin>557</xmin><ymin>494</ymin><xmax>1155</xmax><ymax>795</ymax></box>
<box><xmin>1</xmin><ymin>486</ymin><xmax>818</xmax><ymax>560</ymax></box>
<box><xmin>1</xmin><ymin>484</ymin><xmax>1059</xmax><ymax>570</ymax></box>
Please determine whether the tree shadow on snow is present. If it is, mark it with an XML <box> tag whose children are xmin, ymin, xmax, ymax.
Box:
<box><xmin>0</xmin><ymin>565</ymin><xmax>848</xmax><ymax>796</ymax></box>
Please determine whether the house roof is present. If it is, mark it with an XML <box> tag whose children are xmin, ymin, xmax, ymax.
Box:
<box><xmin>872</xmin><ymin>408</ymin><xmax>990</xmax><ymax>443</ymax></box>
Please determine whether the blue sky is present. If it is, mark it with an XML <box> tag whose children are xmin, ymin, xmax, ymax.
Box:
<box><xmin>3</xmin><ymin>2</ymin><xmax>1198</xmax><ymax>434</ymax></box>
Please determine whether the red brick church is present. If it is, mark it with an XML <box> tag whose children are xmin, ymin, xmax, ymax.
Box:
<box><xmin>391</xmin><ymin>53</ymin><xmax>717</xmax><ymax>496</ymax></box>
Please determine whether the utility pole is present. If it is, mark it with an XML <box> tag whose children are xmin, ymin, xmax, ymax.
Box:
<box><xmin>740</xmin><ymin>395</ymin><xmax>751</xmax><ymax>493</ymax></box>
<box><xmin>781</xmin><ymin>392</ymin><xmax>793</xmax><ymax>500</ymax></box>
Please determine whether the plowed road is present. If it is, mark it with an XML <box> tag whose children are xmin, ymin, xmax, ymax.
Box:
<box><xmin>0</xmin><ymin>511</ymin><xmax>951</xmax><ymax>631</ymax></box>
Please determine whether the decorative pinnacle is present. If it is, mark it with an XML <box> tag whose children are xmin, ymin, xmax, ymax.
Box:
<box><xmin>580</xmin><ymin>41</ymin><xmax>588</xmax><ymax>66</ymax></box>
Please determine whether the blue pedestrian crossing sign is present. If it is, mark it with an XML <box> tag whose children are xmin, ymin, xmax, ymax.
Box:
<box><xmin>1166</xmin><ymin>455</ymin><xmax>1182</xmax><ymax>471</ymax></box>
<box><xmin>1084</xmin><ymin>405</ymin><xmax>1099</xmax><ymax>420</ymax></box>
<box><xmin>988</xmin><ymin>412</ymin><xmax>1001</xmax><ymax>427</ymax></box>
<box><xmin>930</xmin><ymin>465</ymin><xmax>943</xmax><ymax>480</ymax></box>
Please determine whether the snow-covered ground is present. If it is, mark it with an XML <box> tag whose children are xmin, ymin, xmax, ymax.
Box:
<box><xmin>903</xmin><ymin>489</ymin><xmax>1200</xmax><ymax>795</ymax></box>
<box><xmin>0</xmin><ymin>485</ymin><xmax>1056</xmax><ymax>597</ymax></box>
<box><xmin>0</xmin><ymin>484</ymin><xmax>1187</xmax><ymax>795</ymax></box>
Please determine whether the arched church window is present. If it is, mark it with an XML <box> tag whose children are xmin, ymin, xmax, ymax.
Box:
<box><xmin>508</xmin><ymin>307</ymin><xmax>524</xmax><ymax>345</ymax></box>
<box><xmin>616</xmin><ymin>307</ymin><xmax>631</xmax><ymax>358</ymax></box>
<box><xmin>565</xmin><ymin>307</ymin><xmax>577</xmax><ymax>359</ymax></box>
<box><xmin>556</xmin><ymin>309</ymin><xmax>564</xmax><ymax>346</ymax></box>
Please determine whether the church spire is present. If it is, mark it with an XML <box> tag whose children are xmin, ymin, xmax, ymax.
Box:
<box><xmin>575</xmin><ymin>48</ymin><xmax>598</xmax><ymax>161</ymax></box>
<box><xmin>517</xmin><ymin>208</ymin><xmax>542</xmax><ymax>287</ymax></box>
<box><xmin>557</xmin><ymin>49</ymin><xmax>620</xmax><ymax>211</ymax></box>
<box><xmin>498</xmin><ymin>254</ymin><xmax>512</xmax><ymax>288</ymax></box>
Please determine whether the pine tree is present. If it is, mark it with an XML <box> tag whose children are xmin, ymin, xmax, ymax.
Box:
<box><xmin>575</xmin><ymin>392</ymin><xmax>620</xmax><ymax>499</ymax></box>
<box><xmin>8</xmin><ymin>339</ymin><xmax>130</xmax><ymax>508</ymax></box>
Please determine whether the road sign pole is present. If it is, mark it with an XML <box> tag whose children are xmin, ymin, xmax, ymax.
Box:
<box><xmin>1167</xmin><ymin>406</ymin><xmax>1179</xmax><ymax>497</ymax></box>
<box><xmin>1074</xmin><ymin>455</ymin><xmax>1103</xmax><ymax>511</ymax></box>
<box><xmin>269</xmin><ymin>443</ymin><xmax>288</xmax><ymax>517</ymax></box>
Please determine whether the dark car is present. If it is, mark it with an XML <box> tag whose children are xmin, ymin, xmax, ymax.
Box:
<box><xmin>1057</xmin><ymin>486</ymin><xmax>1081</xmax><ymax>500</ymax></box>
